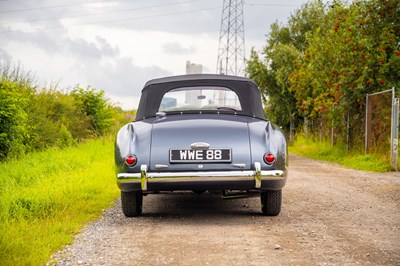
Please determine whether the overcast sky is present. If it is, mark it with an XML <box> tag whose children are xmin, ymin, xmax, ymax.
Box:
<box><xmin>0</xmin><ymin>0</ymin><xmax>308</xmax><ymax>109</ymax></box>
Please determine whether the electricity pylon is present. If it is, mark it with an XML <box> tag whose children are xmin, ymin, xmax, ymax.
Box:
<box><xmin>216</xmin><ymin>0</ymin><xmax>245</xmax><ymax>76</ymax></box>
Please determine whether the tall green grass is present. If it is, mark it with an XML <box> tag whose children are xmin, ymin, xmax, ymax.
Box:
<box><xmin>289</xmin><ymin>136</ymin><xmax>393</xmax><ymax>172</ymax></box>
<box><xmin>0</xmin><ymin>138</ymin><xmax>119</xmax><ymax>265</ymax></box>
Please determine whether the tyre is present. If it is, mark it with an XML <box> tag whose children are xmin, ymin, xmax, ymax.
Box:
<box><xmin>260</xmin><ymin>189</ymin><xmax>282</xmax><ymax>216</ymax></box>
<box><xmin>121</xmin><ymin>191</ymin><xmax>143</xmax><ymax>217</ymax></box>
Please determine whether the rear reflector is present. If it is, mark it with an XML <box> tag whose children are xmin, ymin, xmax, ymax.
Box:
<box><xmin>264</xmin><ymin>153</ymin><xmax>275</xmax><ymax>164</ymax></box>
<box><xmin>125</xmin><ymin>155</ymin><xmax>137</xmax><ymax>166</ymax></box>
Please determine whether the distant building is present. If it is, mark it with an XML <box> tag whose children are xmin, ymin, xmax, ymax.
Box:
<box><xmin>186</xmin><ymin>61</ymin><xmax>203</xmax><ymax>74</ymax></box>
<box><xmin>185</xmin><ymin>61</ymin><xmax>203</xmax><ymax>105</ymax></box>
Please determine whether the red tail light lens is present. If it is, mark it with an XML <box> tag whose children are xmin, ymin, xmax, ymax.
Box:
<box><xmin>264</xmin><ymin>153</ymin><xmax>275</xmax><ymax>164</ymax></box>
<box><xmin>125</xmin><ymin>155</ymin><xmax>137</xmax><ymax>166</ymax></box>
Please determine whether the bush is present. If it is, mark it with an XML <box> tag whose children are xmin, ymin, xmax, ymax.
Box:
<box><xmin>0</xmin><ymin>79</ymin><xmax>29</xmax><ymax>159</ymax></box>
<box><xmin>71</xmin><ymin>87</ymin><xmax>114</xmax><ymax>136</ymax></box>
<box><xmin>0</xmin><ymin>65</ymin><xmax>132</xmax><ymax>161</ymax></box>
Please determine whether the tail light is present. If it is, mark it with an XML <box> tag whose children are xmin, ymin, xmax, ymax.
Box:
<box><xmin>264</xmin><ymin>153</ymin><xmax>275</xmax><ymax>164</ymax></box>
<box><xmin>125</xmin><ymin>155</ymin><xmax>137</xmax><ymax>166</ymax></box>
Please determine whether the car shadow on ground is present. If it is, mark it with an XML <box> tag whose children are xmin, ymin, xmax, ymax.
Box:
<box><xmin>132</xmin><ymin>192</ymin><xmax>276</xmax><ymax>222</ymax></box>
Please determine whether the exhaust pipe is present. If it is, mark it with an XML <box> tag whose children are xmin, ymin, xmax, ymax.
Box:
<box><xmin>222</xmin><ymin>190</ymin><xmax>260</xmax><ymax>200</ymax></box>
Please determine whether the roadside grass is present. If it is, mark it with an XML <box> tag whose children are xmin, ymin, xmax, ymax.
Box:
<box><xmin>0</xmin><ymin>138</ymin><xmax>119</xmax><ymax>265</ymax></box>
<box><xmin>289</xmin><ymin>136</ymin><xmax>393</xmax><ymax>172</ymax></box>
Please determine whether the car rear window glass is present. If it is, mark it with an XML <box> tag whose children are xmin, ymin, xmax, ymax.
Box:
<box><xmin>159</xmin><ymin>86</ymin><xmax>242</xmax><ymax>112</ymax></box>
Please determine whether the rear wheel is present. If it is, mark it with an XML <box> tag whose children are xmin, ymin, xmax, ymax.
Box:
<box><xmin>121</xmin><ymin>191</ymin><xmax>143</xmax><ymax>217</ymax></box>
<box><xmin>260</xmin><ymin>190</ymin><xmax>282</xmax><ymax>216</ymax></box>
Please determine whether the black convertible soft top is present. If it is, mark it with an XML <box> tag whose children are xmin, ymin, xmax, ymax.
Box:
<box><xmin>135</xmin><ymin>74</ymin><xmax>265</xmax><ymax>121</ymax></box>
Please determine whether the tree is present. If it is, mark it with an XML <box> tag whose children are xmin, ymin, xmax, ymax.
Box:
<box><xmin>289</xmin><ymin>0</ymin><xmax>400</xmax><ymax>147</ymax></box>
<box><xmin>246</xmin><ymin>0</ymin><xmax>326</xmax><ymax>131</ymax></box>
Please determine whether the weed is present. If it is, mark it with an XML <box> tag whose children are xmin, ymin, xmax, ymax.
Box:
<box><xmin>0</xmin><ymin>138</ymin><xmax>119</xmax><ymax>265</ymax></box>
<box><xmin>289</xmin><ymin>135</ymin><xmax>393</xmax><ymax>172</ymax></box>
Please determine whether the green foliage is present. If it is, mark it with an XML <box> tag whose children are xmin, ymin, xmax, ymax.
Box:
<box><xmin>290</xmin><ymin>135</ymin><xmax>393</xmax><ymax>172</ymax></box>
<box><xmin>248</xmin><ymin>0</ymin><xmax>399</xmax><ymax>161</ymax></box>
<box><xmin>246</xmin><ymin>0</ymin><xmax>326</xmax><ymax>129</ymax></box>
<box><xmin>25</xmin><ymin>89</ymin><xmax>91</xmax><ymax>150</ymax></box>
<box><xmin>0</xmin><ymin>138</ymin><xmax>119</xmax><ymax>265</ymax></box>
<box><xmin>71</xmin><ymin>87</ymin><xmax>114</xmax><ymax>136</ymax></box>
<box><xmin>0</xmin><ymin>78</ymin><xmax>29</xmax><ymax>159</ymax></box>
<box><xmin>289</xmin><ymin>0</ymin><xmax>399</xmax><ymax>145</ymax></box>
<box><xmin>0</xmin><ymin>64</ymin><xmax>132</xmax><ymax>161</ymax></box>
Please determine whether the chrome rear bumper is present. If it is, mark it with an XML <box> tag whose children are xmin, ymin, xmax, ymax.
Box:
<box><xmin>117</xmin><ymin>162</ymin><xmax>286</xmax><ymax>191</ymax></box>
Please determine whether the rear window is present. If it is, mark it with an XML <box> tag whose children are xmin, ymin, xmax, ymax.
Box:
<box><xmin>159</xmin><ymin>86</ymin><xmax>242</xmax><ymax>112</ymax></box>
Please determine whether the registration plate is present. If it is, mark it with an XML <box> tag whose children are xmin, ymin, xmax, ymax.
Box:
<box><xmin>170</xmin><ymin>149</ymin><xmax>231</xmax><ymax>163</ymax></box>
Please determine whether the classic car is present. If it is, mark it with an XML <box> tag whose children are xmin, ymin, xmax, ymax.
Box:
<box><xmin>115</xmin><ymin>74</ymin><xmax>287</xmax><ymax>216</ymax></box>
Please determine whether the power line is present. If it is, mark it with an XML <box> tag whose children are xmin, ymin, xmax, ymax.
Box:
<box><xmin>0</xmin><ymin>1</ymin><xmax>298</xmax><ymax>27</ymax></box>
<box><xmin>0</xmin><ymin>6</ymin><xmax>221</xmax><ymax>33</ymax></box>
<box><xmin>245</xmin><ymin>0</ymin><xmax>299</xmax><ymax>5</ymax></box>
<box><xmin>0</xmin><ymin>0</ymin><xmax>207</xmax><ymax>14</ymax></box>
<box><xmin>0</xmin><ymin>2</ymin><xmax>81</xmax><ymax>13</ymax></box>
<box><xmin>246</xmin><ymin>3</ymin><xmax>297</xmax><ymax>7</ymax></box>
<box><xmin>0</xmin><ymin>0</ymin><xmax>207</xmax><ymax>26</ymax></box>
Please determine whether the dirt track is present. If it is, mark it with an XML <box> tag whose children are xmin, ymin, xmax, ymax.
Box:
<box><xmin>50</xmin><ymin>154</ymin><xmax>400</xmax><ymax>265</ymax></box>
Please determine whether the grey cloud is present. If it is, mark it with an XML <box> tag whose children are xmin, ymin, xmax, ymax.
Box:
<box><xmin>95</xmin><ymin>35</ymin><xmax>120</xmax><ymax>57</ymax></box>
<box><xmin>162</xmin><ymin>42</ymin><xmax>195</xmax><ymax>55</ymax></box>
<box><xmin>0</xmin><ymin>29</ymin><xmax>63</xmax><ymax>52</ymax></box>
<box><xmin>0</xmin><ymin>48</ymin><xmax>12</xmax><ymax>62</ymax></box>
<box><xmin>62</xmin><ymin>34</ymin><xmax>119</xmax><ymax>58</ymax></box>
<box><xmin>0</xmin><ymin>0</ymin><xmax>307</xmax><ymax>102</ymax></box>
<box><xmin>67</xmin><ymin>37</ymin><xmax>103</xmax><ymax>58</ymax></box>
<box><xmin>0</xmin><ymin>0</ymin><xmax>221</xmax><ymax>36</ymax></box>
<box><xmin>0</xmin><ymin>0</ymin><xmax>305</xmax><ymax>41</ymax></box>
<box><xmin>67</xmin><ymin>36</ymin><xmax>119</xmax><ymax>59</ymax></box>
<box><xmin>1</xmin><ymin>28</ymin><xmax>119</xmax><ymax>59</ymax></box>
<box><xmin>75</xmin><ymin>56</ymin><xmax>171</xmax><ymax>97</ymax></box>
<box><xmin>0</xmin><ymin>0</ymin><xmax>99</xmax><ymax>28</ymax></box>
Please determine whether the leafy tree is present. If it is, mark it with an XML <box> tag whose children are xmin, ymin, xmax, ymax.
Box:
<box><xmin>246</xmin><ymin>0</ymin><xmax>326</xmax><ymax>131</ymax></box>
<box><xmin>249</xmin><ymin>0</ymin><xmax>399</xmax><ymax>151</ymax></box>
<box><xmin>289</xmin><ymin>0</ymin><xmax>400</xmax><ymax>147</ymax></box>
<box><xmin>71</xmin><ymin>87</ymin><xmax>114</xmax><ymax>136</ymax></box>
<box><xmin>288</xmin><ymin>2</ymin><xmax>349</xmax><ymax>131</ymax></box>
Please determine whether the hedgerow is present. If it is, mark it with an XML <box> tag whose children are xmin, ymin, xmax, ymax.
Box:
<box><xmin>0</xmin><ymin>64</ymin><xmax>133</xmax><ymax>161</ymax></box>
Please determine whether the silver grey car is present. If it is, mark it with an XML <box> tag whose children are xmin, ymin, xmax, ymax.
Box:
<box><xmin>115</xmin><ymin>74</ymin><xmax>288</xmax><ymax>216</ymax></box>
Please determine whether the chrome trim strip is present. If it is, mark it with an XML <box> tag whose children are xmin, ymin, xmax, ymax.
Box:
<box><xmin>117</xmin><ymin>170</ymin><xmax>284</xmax><ymax>179</ymax></box>
<box><xmin>156</xmin><ymin>111</ymin><xmax>166</xmax><ymax>118</ymax></box>
<box><xmin>149</xmin><ymin>176</ymin><xmax>256</xmax><ymax>183</ymax></box>
<box><xmin>260</xmin><ymin>170</ymin><xmax>285</xmax><ymax>176</ymax></box>
<box><xmin>254</xmin><ymin>162</ymin><xmax>262</xmax><ymax>189</ymax></box>
<box><xmin>155</xmin><ymin>164</ymin><xmax>169</xmax><ymax>169</ymax></box>
<box><xmin>140</xmin><ymin>165</ymin><xmax>148</xmax><ymax>191</ymax></box>
<box><xmin>190</xmin><ymin>142</ymin><xmax>210</xmax><ymax>150</ymax></box>
<box><xmin>232</xmin><ymin>163</ymin><xmax>246</xmax><ymax>169</ymax></box>
<box><xmin>118</xmin><ymin>173</ymin><xmax>141</xmax><ymax>178</ymax></box>
<box><xmin>117</xmin><ymin>169</ymin><xmax>284</xmax><ymax>185</ymax></box>
<box><xmin>148</xmin><ymin>170</ymin><xmax>255</xmax><ymax>178</ymax></box>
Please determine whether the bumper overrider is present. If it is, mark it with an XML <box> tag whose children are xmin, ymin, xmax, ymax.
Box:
<box><xmin>117</xmin><ymin>162</ymin><xmax>287</xmax><ymax>192</ymax></box>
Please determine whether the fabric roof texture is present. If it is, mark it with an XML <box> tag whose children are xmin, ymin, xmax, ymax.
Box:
<box><xmin>135</xmin><ymin>74</ymin><xmax>265</xmax><ymax>121</ymax></box>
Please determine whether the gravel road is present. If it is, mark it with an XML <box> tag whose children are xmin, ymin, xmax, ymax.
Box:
<box><xmin>49</xmin><ymin>154</ymin><xmax>400</xmax><ymax>265</ymax></box>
